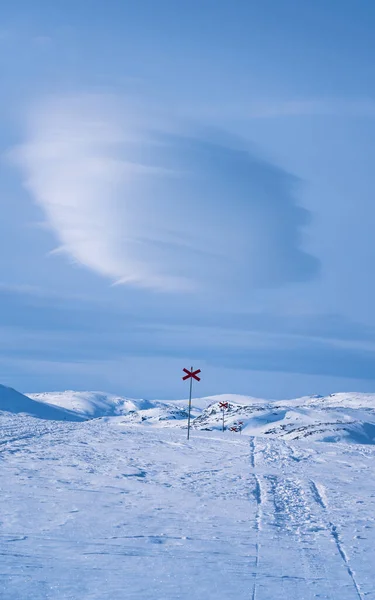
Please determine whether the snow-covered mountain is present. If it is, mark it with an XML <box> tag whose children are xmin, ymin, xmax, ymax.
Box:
<box><xmin>28</xmin><ymin>391</ymin><xmax>189</xmax><ymax>423</ymax></box>
<box><xmin>23</xmin><ymin>389</ymin><xmax>375</xmax><ymax>444</ymax></box>
<box><xmin>29</xmin><ymin>390</ymin><xmax>142</xmax><ymax>419</ymax></box>
<box><xmin>0</xmin><ymin>384</ymin><xmax>83</xmax><ymax>421</ymax></box>
<box><xmin>193</xmin><ymin>396</ymin><xmax>375</xmax><ymax>444</ymax></box>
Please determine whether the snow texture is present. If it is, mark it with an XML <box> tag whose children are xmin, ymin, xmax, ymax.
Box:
<box><xmin>1</xmin><ymin>388</ymin><xmax>375</xmax><ymax>598</ymax></box>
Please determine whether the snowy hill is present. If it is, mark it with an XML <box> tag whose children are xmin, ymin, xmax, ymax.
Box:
<box><xmin>192</xmin><ymin>394</ymin><xmax>375</xmax><ymax>444</ymax></box>
<box><xmin>29</xmin><ymin>390</ymin><xmax>139</xmax><ymax>419</ymax></box>
<box><xmin>28</xmin><ymin>391</ymin><xmax>188</xmax><ymax>422</ymax></box>
<box><xmin>0</xmin><ymin>385</ymin><xmax>83</xmax><ymax>421</ymax></box>
<box><xmin>25</xmin><ymin>389</ymin><xmax>375</xmax><ymax>444</ymax></box>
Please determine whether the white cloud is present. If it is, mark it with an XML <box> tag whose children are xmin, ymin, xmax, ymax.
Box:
<box><xmin>12</xmin><ymin>94</ymin><xmax>319</xmax><ymax>294</ymax></box>
<box><xmin>13</xmin><ymin>95</ymin><xmax>191</xmax><ymax>291</ymax></box>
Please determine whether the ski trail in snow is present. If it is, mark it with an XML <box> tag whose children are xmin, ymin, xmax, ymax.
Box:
<box><xmin>264</xmin><ymin>442</ymin><xmax>365</xmax><ymax>600</ymax></box>
<box><xmin>310</xmin><ymin>480</ymin><xmax>365</xmax><ymax>600</ymax></box>
<box><xmin>252</xmin><ymin>474</ymin><xmax>262</xmax><ymax>512</ymax></box>
<box><xmin>252</xmin><ymin>477</ymin><xmax>262</xmax><ymax>600</ymax></box>
<box><xmin>256</xmin><ymin>441</ymin><xmax>321</xmax><ymax>599</ymax></box>
<box><xmin>310</xmin><ymin>480</ymin><xmax>327</xmax><ymax>509</ymax></box>
<box><xmin>249</xmin><ymin>436</ymin><xmax>256</xmax><ymax>468</ymax></box>
<box><xmin>250</xmin><ymin>437</ymin><xmax>262</xmax><ymax>600</ymax></box>
<box><xmin>254</xmin><ymin>438</ymin><xmax>359</xmax><ymax>599</ymax></box>
<box><xmin>329</xmin><ymin>524</ymin><xmax>364</xmax><ymax>600</ymax></box>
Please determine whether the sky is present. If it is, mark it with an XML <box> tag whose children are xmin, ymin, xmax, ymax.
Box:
<box><xmin>1</xmin><ymin>0</ymin><xmax>375</xmax><ymax>399</ymax></box>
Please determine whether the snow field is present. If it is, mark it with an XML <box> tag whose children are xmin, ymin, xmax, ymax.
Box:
<box><xmin>1</xmin><ymin>414</ymin><xmax>375</xmax><ymax>598</ymax></box>
<box><xmin>2</xmin><ymin>385</ymin><xmax>375</xmax><ymax>598</ymax></box>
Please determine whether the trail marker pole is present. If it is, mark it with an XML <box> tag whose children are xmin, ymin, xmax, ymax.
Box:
<box><xmin>182</xmin><ymin>367</ymin><xmax>201</xmax><ymax>440</ymax></box>
<box><xmin>230</xmin><ymin>421</ymin><xmax>244</xmax><ymax>433</ymax></box>
<box><xmin>219</xmin><ymin>401</ymin><xmax>229</xmax><ymax>432</ymax></box>
<box><xmin>187</xmin><ymin>371</ymin><xmax>193</xmax><ymax>440</ymax></box>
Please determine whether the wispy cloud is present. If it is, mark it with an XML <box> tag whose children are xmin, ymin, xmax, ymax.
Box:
<box><xmin>12</xmin><ymin>94</ymin><xmax>319</xmax><ymax>293</ymax></box>
<box><xmin>191</xmin><ymin>98</ymin><xmax>375</xmax><ymax>121</ymax></box>
<box><xmin>245</xmin><ymin>98</ymin><xmax>375</xmax><ymax>119</ymax></box>
<box><xmin>2</xmin><ymin>283</ymin><xmax>375</xmax><ymax>385</ymax></box>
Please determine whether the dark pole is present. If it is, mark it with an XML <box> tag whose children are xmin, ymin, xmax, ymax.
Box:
<box><xmin>222</xmin><ymin>407</ymin><xmax>225</xmax><ymax>432</ymax></box>
<box><xmin>187</xmin><ymin>366</ymin><xmax>193</xmax><ymax>441</ymax></box>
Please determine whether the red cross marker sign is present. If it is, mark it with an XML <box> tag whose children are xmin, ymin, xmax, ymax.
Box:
<box><xmin>183</xmin><ymin>366</ymin><xmax>201</xmax><ymax>441</ymax></box>
<box><xmin>219</xmin><ymin>402</ymin><xmax>229</xmax><ymax>409</ymax></box>
<box><xmin>182</xmin><ymin>368</ymin><xmax>201</xmax><ymax>382</ymax></box>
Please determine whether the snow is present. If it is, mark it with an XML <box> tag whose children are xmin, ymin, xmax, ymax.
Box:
<box><xmin>0</xmin><ymin>385</ymin><xmax>82</xmax><ymax>421</ymax></box>
<box><xmin>28</xmin><ymin>390</ymin><xmax>142</xmax><ymax>419</ymax></box>
<box><xmin>1</xmin><ymin>388</ymin><xmax>375</xmax><ymax>598</ymax></box>
<box><xmin>28</xmin><ymin>391</ymin><xmax>189</xmax><ymax>424</ymax></box>
<box><xmin>26</xmin><ymin>390</ymin><xmax>375</xmax><ymax>444</ymax></box>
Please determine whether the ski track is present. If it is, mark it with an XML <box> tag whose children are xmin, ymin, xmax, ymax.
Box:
<box><xmin>329</xmin><ymin>523</ymin><xmax>364</xmax><ymax>600</ymax></box>
<box><xmin>250</xmin><ymin>437</ymin><xmax>261</xmax><ymax>600</ymax></box>
<box><xmin>249</xmin><ymin>436</ymin><xmax>256</xmax><ymax>468</ymax></box>
<box><xmin>250</xmin><ymin>438</ymin><xmax>370</xmax><ymax>600</ymax></box>
<box><xmin>310</xmin><ymin>480</ymin><xmax>364</xmax><ymax>600</ymax></box>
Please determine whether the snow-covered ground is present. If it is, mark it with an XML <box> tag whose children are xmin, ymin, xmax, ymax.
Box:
<box><xmin>1</xmin><ymin>386</ymin><xmax>375</xmax><ymax>598</ymax></box>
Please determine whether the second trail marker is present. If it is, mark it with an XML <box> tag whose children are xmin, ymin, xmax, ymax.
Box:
<box><xmin>219</xmin><ymin>401</ymin><xmax>229</xmax><ymax>431</ymax></box>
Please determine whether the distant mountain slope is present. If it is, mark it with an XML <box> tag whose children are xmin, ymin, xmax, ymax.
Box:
<box><xmin>28</xmin><ymin>391</ymin><xmax>188</xmax><ymax>422</ymax></box>
<box><xmin>0</xmin><ymin>385</ymin><xmax>83</xmax><ymax>421</ymax></box>
<box><xmin>29</xmin><ymin>391</ymin><xmax>132</xmax><ymax>419</ymax></box>
<box><xmin>167</xmin><ymin>394</ymin><xmax>264</xmax><ymax>416</ymax></box>
<box><xmin>24</xmin><ymin>389</ymin><xmax>375</xmax><ymax>444</ymax></box>
<box><xmin>192</xmin><ymin>394</ymin><xmax>375</xmax><ymax>444</ymax></box>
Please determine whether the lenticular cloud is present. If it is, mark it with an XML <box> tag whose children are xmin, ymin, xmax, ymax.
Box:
<box><xmin>13</xmin><ymin>94</ymin><xmax>319</xmax><ymax>295</ymax></box>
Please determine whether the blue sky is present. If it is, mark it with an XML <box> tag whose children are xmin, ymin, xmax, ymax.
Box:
<box><xmin>1</xmin><ymin>0</ymin><xmax>375</xmax><ymax>399</ymax></box>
